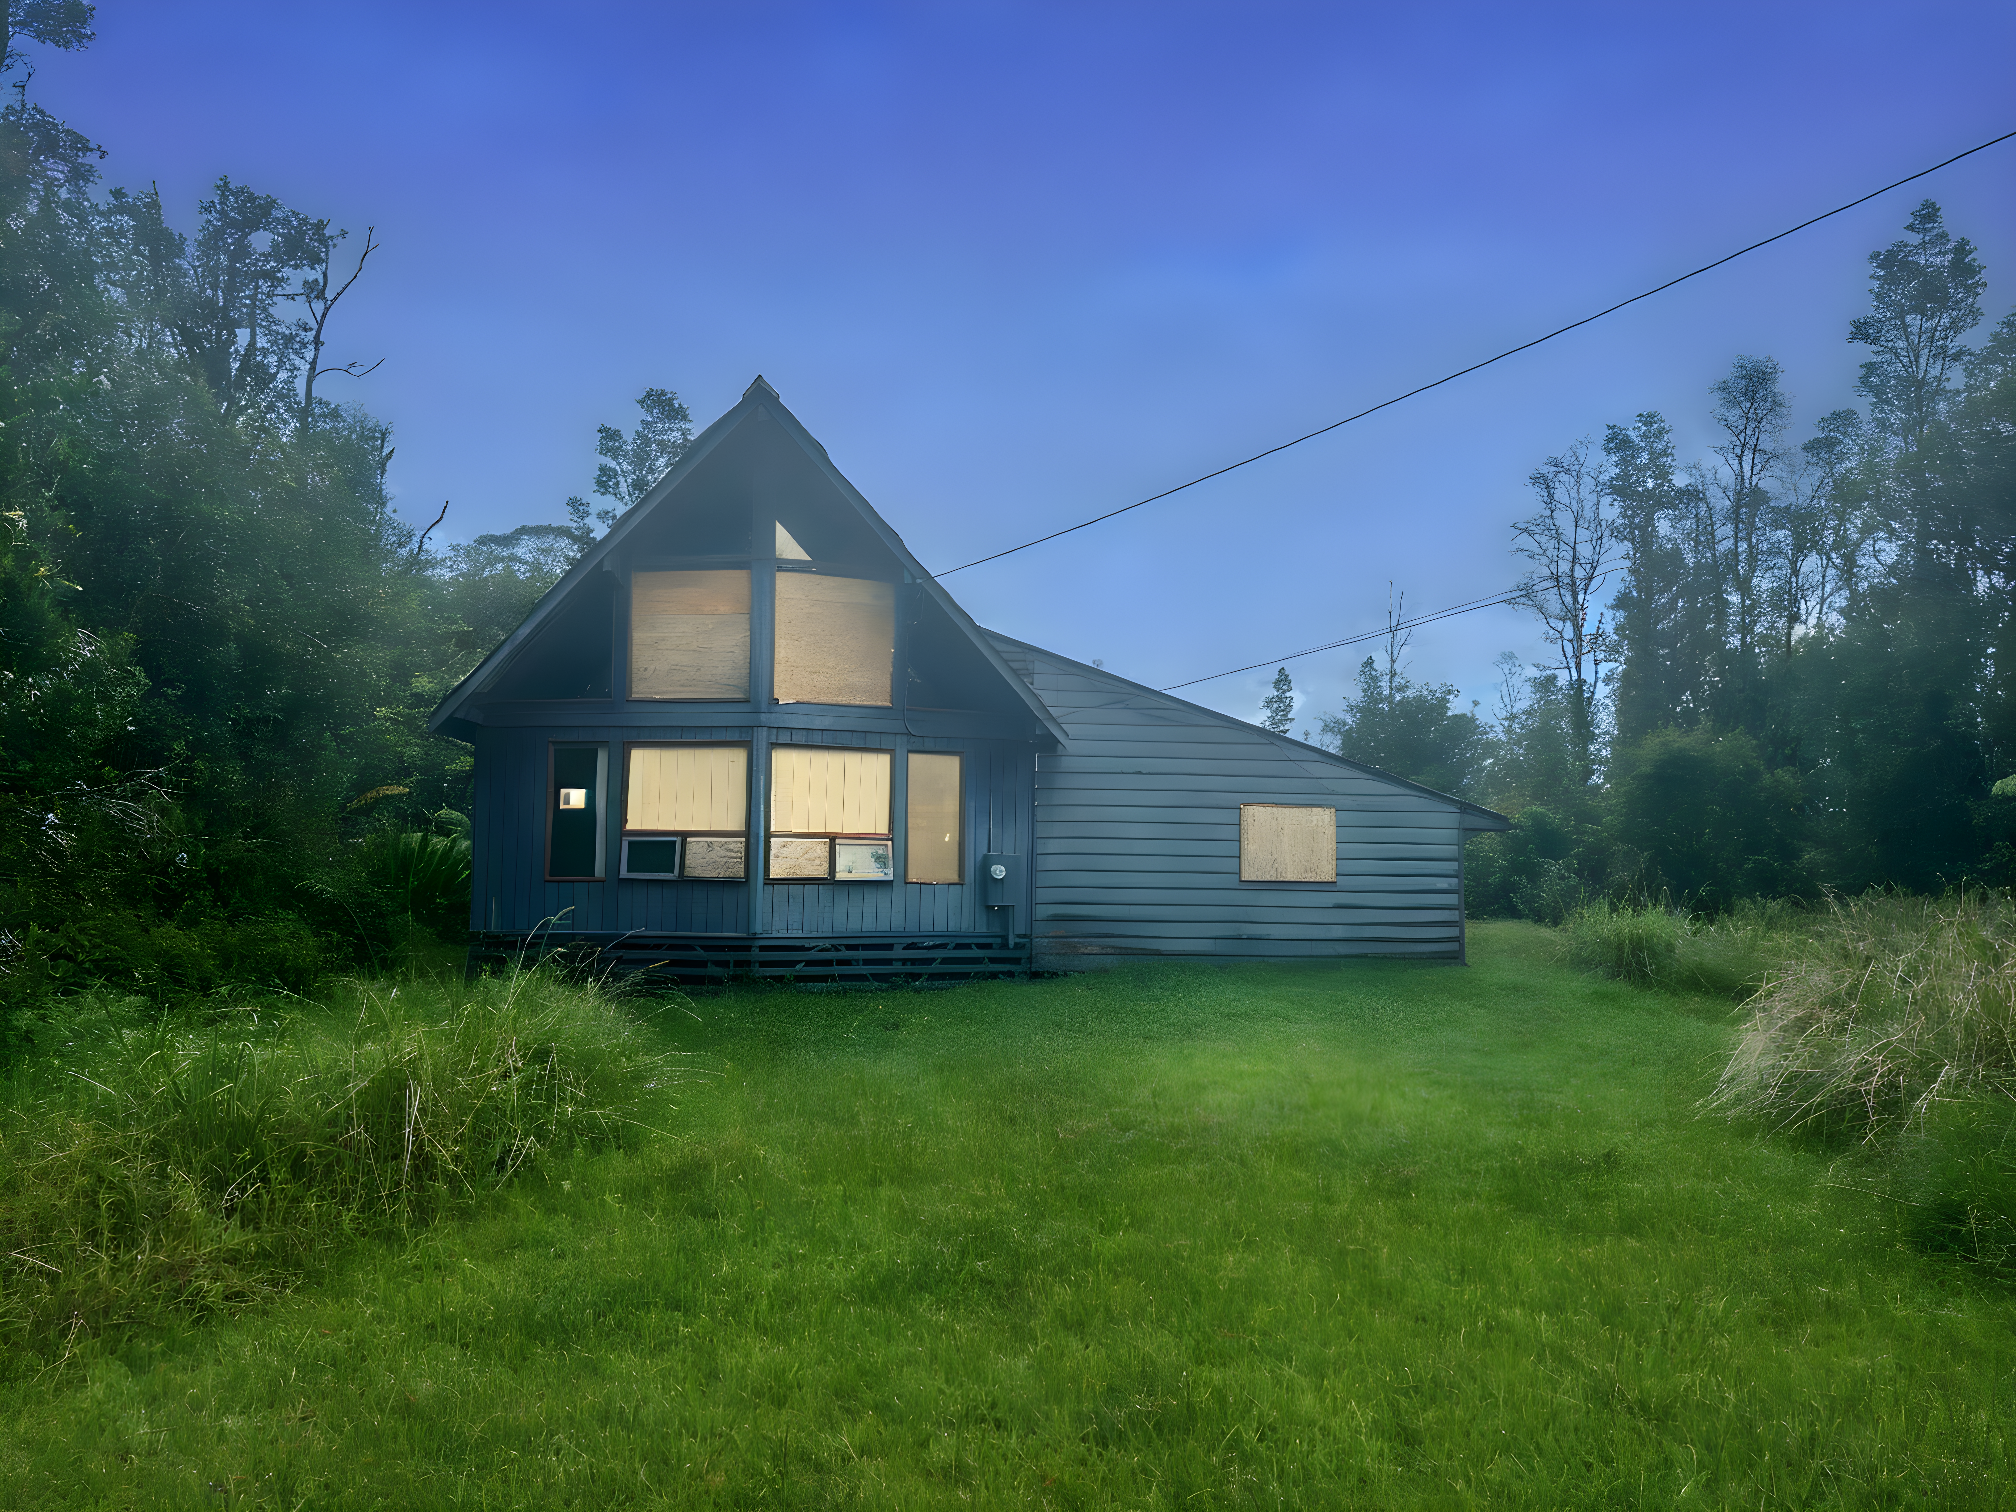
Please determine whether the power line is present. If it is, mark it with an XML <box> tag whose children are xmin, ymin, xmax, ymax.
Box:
<box><xmin>937</xmin><ymin>127</ymin><xmax>2016</xmax><ymax>579</ymax></box>
<box><xmin>1162</xmin><ymin>589</ymin><xmax>1525</xmax><ymax>690</ymax></box>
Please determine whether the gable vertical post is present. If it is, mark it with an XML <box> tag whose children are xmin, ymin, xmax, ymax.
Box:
<box><xmin>747</xmin><ymin>485</ymin><xmax>773</xmax><ymax>935</ymax></box>
<box><xmin>609</xmin><ymin>563</ymin><xmax>629</xmax><ymax>704</ymax></box>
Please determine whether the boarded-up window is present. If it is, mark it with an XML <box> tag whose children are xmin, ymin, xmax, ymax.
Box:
<box><xmin>769</xmin><ymin>746</ymin><xmax>892</xmax><ymax>882</ymax></box>
<box><xmin>770</xmin><ymin>746</ymin><xmax>890</xmax><ymax>835</ymax></box>
<box><xmin>906</xmin><ymin>752</ymin><xmax>962</xmax><ymax>883</ymax></box>
<box><xmin>620</xmin><ymin>745</ymin><xmax>747</xmax><ymax>880</ymax></box>
<box><xmin>774</xmin><ymin>573</ymin><xmax>893</xmax><ymax>706</ymax></box>
<box><xmin>630</xmin><ymin>570</ymin><xmax>750</xmax><ymax>700</ymax></box>
<box><xmin>626</xmin><ymin>745</ymin><xmax>747</xmax><ymax>832</ymax></box>
<box><xmin>1239</xmin><ymin>803</ymin><xmax>1336</xmax><ymax>882</ymax></box>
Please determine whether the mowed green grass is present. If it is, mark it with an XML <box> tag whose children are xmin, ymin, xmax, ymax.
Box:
<box><xmin>5</xmin><ymin>923</ymin><xmax>2013</xmax><ymax>1509</ymax></box>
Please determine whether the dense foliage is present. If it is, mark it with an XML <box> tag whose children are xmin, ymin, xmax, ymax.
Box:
<box><xmin>1307</xmin><ymin>202</ymin><xmax>2016</xmax><ymax>916</ymax></box>
<box><xmin>0</xmin><ymin>15</ymin><xmax>675</xmax><ymax>1031</ymax></box>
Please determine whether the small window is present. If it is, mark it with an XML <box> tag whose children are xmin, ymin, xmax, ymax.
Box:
<box><xmin>768</xmin><ymin>746</ymin><xmax>893</xmax><ymax>882</ymax></box>
<box><xmin>622</xmin><ymin>744</ymin><xmax>748</xmax><ymax>879</ymax></box>
<box><xmin>548</xmin><ymin>744</ymin><xmax>607</xmax><ymax>880</ymax></box>
<box><xmin>773</xmin><ymin>572</ymin><xmax>894</xmax><ymax>707</ymax></box>
<box><xmin>906</xmin><ymin>752</ymin><xmax>963</xmax><ymax>883</ymax></box>
<box><xmin>630</xmin><ymin>570</ymin><xmax>751</xmax><ymax>700</ymax></box>
<box><xmin>1239</xmin><ymin>803</ymin><xmax>1336</xmax><ymax>883</ymax></box>
<box><xmin>621</xmin><ymin>837</ymin><xmax>682</xmax><ymax>879</ymax></box>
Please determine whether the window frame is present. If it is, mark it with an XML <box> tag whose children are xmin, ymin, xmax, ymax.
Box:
<box><xmin>619</xmin><ymin>740</ymin><xmax>751</xmax><ymax>881</ymax></box>
<box><xmin>627</xmin><ymin>566</ymin><xmax>755</xmax><ymax>704</ymax></box>
<box><xmin>1237</xmin><ymin>802</ymin><xmax>1339</xmax><ymax>885</ymax></box>
<box><xmin>545</xmin><ymin>741</ymin><xmax>608</xmax><ymax>882</ymax></box>
<box><xmin>770</xmin><ymin>564</ymin><xmax>899</xmax><ymax>709</ymax></box>
<box><xmin>905</xmin><ymin>749</ymin><xmax>965</xmax><ymax>884</ymax></box>
<box><xmin>766</xmin><ymin>743</ymin><xmax>896</xmax><ymax>885</ymax></box>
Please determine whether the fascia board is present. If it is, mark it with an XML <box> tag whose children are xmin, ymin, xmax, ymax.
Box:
<box><xmin>982</xmin><ymin>630</ymin><xmax>1512</xmax><ymax>830</ymax></box>
<box><xmin>751</xmin><ymin>395</ymin><xmax>1072</xmax><ymax>748</ymax></box>
<box><xmin>427</xmin><ymin>391</ymin><xmax>768</xmax><ymax>734</ymax></box>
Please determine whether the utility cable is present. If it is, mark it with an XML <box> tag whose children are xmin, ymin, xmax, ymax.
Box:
<box><xmin>1162</xmin><ymin>589</ymin><xmax>1524</xmax><ymax>690</ymax></box>
<box><xmin>937</xmin><ymin>127</ymin><xmax>2016</xmax><ymax>578</ymax></box>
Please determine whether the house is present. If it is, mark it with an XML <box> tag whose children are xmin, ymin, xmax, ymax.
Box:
<box><xmin>429</xmin><ymin>378</ymin><xmax>1509</xmax><ymax>981</ymax></box>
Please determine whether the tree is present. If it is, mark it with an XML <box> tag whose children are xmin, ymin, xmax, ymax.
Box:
<box><xmin>1511</xmin><ymin>441</ymin><xmax>1613</xmax><ymax>787</ymax></box>
<box><xmin>1851</xmin><ymin>200</ymin><xmax>1986</xmax><ymax>455</ymax></box>
<box><xmin>1605</xmin><ymin>412</ymin><xmax>1715</xmax><ymax>743</ymax></box>
<box><xmin>1610</xmin><ymin>727</ymin><xmax>1804</xmax><ymax>908</ymax></box>
<box><xmin>1322</xmin><ymin>600</ymin><xmax>1490</xmax><ymax>799</ymax></box>
<box><xmin>594</xmin><ymin>387</ymin><xmax>693</xmax><ymax>513</ymax></box>
<box><xmin>1258</xmin><ymin>667</ymin><xmax>1294</xmax><ymax>734</ymax></box>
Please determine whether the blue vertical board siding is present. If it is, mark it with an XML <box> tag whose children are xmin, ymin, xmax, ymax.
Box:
<box><xmin>987</xmin><ymin>635</ymin><xmax>1488</xmax><ymax>966</ymax></box>
<box><xmin>478</xmin><ymin>720</ymin><xmax>1030</xmax><ymax>940</ymax></box>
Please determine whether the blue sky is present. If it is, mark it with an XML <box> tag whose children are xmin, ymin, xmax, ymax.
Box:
<box><xmin>30</xmin><ymin>1</ymin><xmax>2016</xmax><ymax>731</ymax></box>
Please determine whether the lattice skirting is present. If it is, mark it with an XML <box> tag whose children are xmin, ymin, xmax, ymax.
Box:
<box><xmin>465</xmin><ymin>931</ymin><xmax>1033</xmax><ymax>985</ymax></box>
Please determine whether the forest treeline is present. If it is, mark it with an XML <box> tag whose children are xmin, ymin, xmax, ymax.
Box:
<box><xmin>0</xmin><ymin>10</ymin><xmax>668</xmax><ymax>1024</ymax></box>
<box><xmin>1310</xmin><ymin>200</ymin><xmax>2016</xmax><ymax>916</ymax></box>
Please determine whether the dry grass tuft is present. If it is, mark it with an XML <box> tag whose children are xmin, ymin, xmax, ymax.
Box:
<box><xmin>1709</xmin><ymin>892</ymin><xmax>2016</xmax><ymax>1141</ymax></box>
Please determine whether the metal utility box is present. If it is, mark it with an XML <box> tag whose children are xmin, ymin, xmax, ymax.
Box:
<box><xmin>980</xmin><ymin>852</ymin><xmax>1019</xmax><ymax>908</ymax></box>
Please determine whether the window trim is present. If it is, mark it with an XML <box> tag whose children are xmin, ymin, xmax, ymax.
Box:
<box><xmin>619</xmin><ymin>740</ymin><xmax>752</xmax><ymax>882</ymax></box>
<box><xmin>766</xmin><ymin>743</ymin><xmax>896</xmax><ymax>885</ymax></box>
<box><xmin>627</xmin><ymin>566</ymin><xmax>755</xmax><ymax>704</ymax></box>
<box><xmin>1237</xmin><ymin>802</ymin><xmax>1338</xmax><ymax>885</ymax></box>
<box><xmin>545</xmin><ymin>741</ymin><xmax>608</xmax><ymax>882</ymax></box>
<box><xmin>905</xmin><ymin>749</ymin><xmax>965</xmax><ymax>884</ymax></box>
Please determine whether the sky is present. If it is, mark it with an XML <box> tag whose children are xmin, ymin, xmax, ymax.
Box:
<box><xmin>25</xmin><ymin>1</ymin><xmax>2016</xmax><ymax>732</ymax></box>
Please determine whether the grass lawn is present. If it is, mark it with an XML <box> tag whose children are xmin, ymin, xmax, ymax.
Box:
<box><xmin>4</xmin><ymin>922</ymin><xmax>2012</xmax><ymax>1509</ymax></box>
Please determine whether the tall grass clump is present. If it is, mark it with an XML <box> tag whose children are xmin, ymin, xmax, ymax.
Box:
<box><xmin>1557</xmin><ymin>898</ymin><xmax>1794</xmax><ymax>999</ymax></box>
<box><xmin>0</xmin><ymin>968</ymin><xmax>679</xmax><ymax>1360</ymax></box>
<box><xmin>1711</xmin><ymin>892</ymin><xmax>2016</xmax><ymax>1273</ymax></box>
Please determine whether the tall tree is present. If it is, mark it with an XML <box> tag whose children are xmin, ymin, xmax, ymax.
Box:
<box><xmin>1851</xmin><ymin>200</ymin><xmax>1986</xmax><ymax>454</ymax></box>
<box><xmin>1511</xmin><ymin>441</ymin><xmax>1613</xmax><ymax>787</ymax></box>
<box><xmin>1258</xmin><ymin>667</ymin><xmax>1294</xmax><ymax>734</ymax></box>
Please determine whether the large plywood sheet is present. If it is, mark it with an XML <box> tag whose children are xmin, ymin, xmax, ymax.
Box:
<box><xmin>631</xmin><ymin>571</ymin><xmax>750</xmax><ymax>700</ymax></box>
<box><xmin>626</xmin><ymin>745</ymin><xmax>747</xmax><ymax>832</ymax></box>
<box><xmin>906</xmin><ymin>751</ymin><xmax>962</xmax><ymax>883</ymax></box>
<box><xmin>771</xmin><ymin>746</ymin><xmax>891</xmax><ymax>835</ymax></box>
<box><xmin>774</xmin><ymin>573</ymin><xmax>893</xmax><ymax>707</ymax></box>
<box><xmin>1239</xmin><ymin>804</ymin><xmax>1337</xmax><ymax>882</ymax></box>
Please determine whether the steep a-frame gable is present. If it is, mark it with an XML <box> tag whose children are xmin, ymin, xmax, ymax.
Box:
<box><xmin>429</xmin><ymin>377</ymin><xmax>1066</xmax><ymax>745</ymax></box>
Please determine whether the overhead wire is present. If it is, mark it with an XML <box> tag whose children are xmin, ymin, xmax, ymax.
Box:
<box><xmin>1160</xmin><ymin>589</ymin><xmax>1525</xmax><ymax>690</ymax></box>
<box><xmin>935</xmin><ymin>127</ymin><xmax>2016</xmax><ymax>580</ymax></box>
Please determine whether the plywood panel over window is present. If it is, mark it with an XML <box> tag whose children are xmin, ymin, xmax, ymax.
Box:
<box><xmin>774</xmin><ymin>573</ymin><xmax>893</xmax><ymax>706</ymax></box>
<box><xmin>770</xmin><ymin>747</ymin><xmax>891</xmax><ymax>835</ymax></box>
<box><xmin>1239</xmin><ymin>803</ymin><xmax>1337</xmax><ymax>882</ymax></box>
<box><xmin>906</xmin><ymin>751</ymin><xmax>962</xmax><ymax>883</ymax></box>
<box><xmin>630</xmin><ymin>571</ymin><xmax>750</xmax><ymax>700</ymax></box>
<box><xmin>626</xmin><ymin>746</ymin><xmax>747</xmax><ymax>832</ymax></box>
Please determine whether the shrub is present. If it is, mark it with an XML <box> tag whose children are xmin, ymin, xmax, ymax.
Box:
<box><xmin>0</xmin><ymin>967</ymin><xmax>682</xmax><ymax>1359</ymax></box>
<box><xmin>1559</xmin><ymin>899</ymin><xmax>1795</xmax><ymax>999</ymax></box>
<box><xmin>1560</xmin><ymin>903</ymin><xmax>1686</xmax><ymax>985</ymax></box>
<box><xmin>1711</xmin><ymin>893</ymin><xmax>2016</xmax><ymax>1142</ymax></box>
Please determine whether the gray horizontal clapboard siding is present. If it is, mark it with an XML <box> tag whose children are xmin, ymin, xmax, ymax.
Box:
<box><xmin>987</xmin><ymin>634</ymin><xmax>1504</xmax><ymax>966</ymax></box>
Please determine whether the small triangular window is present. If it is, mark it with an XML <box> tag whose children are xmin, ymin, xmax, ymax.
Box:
<box><xmin>775</xmin><ymin>521</ymin><xmax>811</xmax><ymax>560</ymax></box>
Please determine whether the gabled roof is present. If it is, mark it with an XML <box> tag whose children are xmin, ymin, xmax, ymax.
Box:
<box><xmin>983</xmin><ymin>630</ymin><xmax>1512</xmax><ymax>832</ymax></box>
<box><xmin>430</xmin><ymin>377</ymin><xmax>1069</xmax><ymax>745</ymax></box>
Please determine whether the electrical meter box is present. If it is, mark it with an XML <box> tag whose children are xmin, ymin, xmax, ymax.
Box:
<box><xmin>980</xmin><ymin>852</ymin><xmax>1019</xmax><ymax>908</ymax></box>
